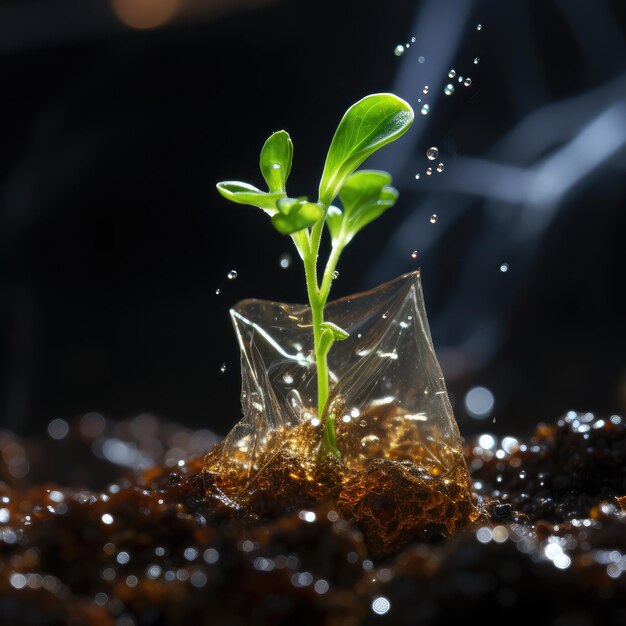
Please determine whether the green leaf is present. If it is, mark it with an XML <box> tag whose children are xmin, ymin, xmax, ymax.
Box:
<box><xmin>216</xmin><ymin>181</ymin><xmax>283</xmax><ymax>215</ymax></box>
<box><xmin>276</xmin><ymin>196</ymin><xmax>307</xmax><ymax>216</ymax></box>
<box><xmin>325</xmin><ymin>205</ymin><xmax>343</xmax><ymax>241</ymax></box>
<box><xmin>318</xmin><ymin>93</ymin><xmax>414</xmax><ymax>207</ymax></box>
<box><xmin>271</xmin><ymin>200</ymin><xmax>324</xmax><ymax>235</ymax></box>
<box><xmin>320</xmin><ymin>321</ymin><xmax>349</xmax><ymax>341</ymax></box>
<box><xmin>260</xmin><ymin>131</ymin><xmax>293</xmax><ymax>193</ymax></box>
<box><xmin>327</xmin><ymin>170</ymin><xmax>398</xmax><ymax>244</ymax></box>
<box><xmin>317</xmin><ymin>322</ymin><xmax>350</xmax><ymax>360</ymax></box>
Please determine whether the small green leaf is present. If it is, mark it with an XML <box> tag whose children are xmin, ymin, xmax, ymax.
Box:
<box><xmin>325</xmin><ymin>205</ymin><xmax>343</xmax><ymax>241</ymax></box>
<box><xmin>320</xmin><ymin>321</ymin><xmax>349</xmax><ymax>341</ymax></box>
<box><xmin>260</xmin><ymin>131</ymin><xmax>293</xmax><ymax>193</ymax></box>
<box><xmin>271</xmin><ymin>201</ymin><xmax>324</xmax><ymax>235</ymax></box>
<box><xmin>276</xmin><ymin>196</ymin><xmax>307</xmax><ymax>216</ymax></box>
<box><xmin>216</xmin><ymin>181</ymin><xmax>283</xmax><ymax>214</ymax></box>
<box><xmin>318</xmin><ymin>93</ymin><xmax>414</xmax><ymax>207</ymax></box>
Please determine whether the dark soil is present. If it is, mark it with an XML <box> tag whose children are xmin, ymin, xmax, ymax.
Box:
<box><xmin>1</xmin><ymin>411</ymin><xmax>625</xmax><ymax>625</ymax></box>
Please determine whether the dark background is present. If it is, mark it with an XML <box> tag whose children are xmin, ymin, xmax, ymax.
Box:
<box><xmin>1</xmin><ymin>0</ymin><xmax>625</xmax><ymax>439</ymax></box>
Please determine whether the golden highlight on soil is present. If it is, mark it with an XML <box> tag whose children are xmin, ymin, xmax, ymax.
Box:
<box><xmin>204</xmin><ymin>406</ymin><xmax>474</xmax><ymax>555</ymax></box>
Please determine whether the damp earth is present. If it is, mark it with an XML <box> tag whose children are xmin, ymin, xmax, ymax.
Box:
<box><xmin>0</xmin><ymin>410</ymin><xmax>625</xmax><ymax>625</ymax></box>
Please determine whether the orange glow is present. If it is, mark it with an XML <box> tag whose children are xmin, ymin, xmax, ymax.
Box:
<box><xmin>111</xmin><ymin>0</ymin><xmax>182</xmax><ymax>30</ymax></box>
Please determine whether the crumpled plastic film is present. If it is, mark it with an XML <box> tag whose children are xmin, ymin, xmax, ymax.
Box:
<box><xmin>205</xmin><ymin>271</ymin><xmax>469</xmax><ymax>493</ymax></box>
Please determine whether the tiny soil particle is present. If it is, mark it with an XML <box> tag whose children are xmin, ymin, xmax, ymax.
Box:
<box><xmin>0</xmin><ymin>411</ymin><xmax>625</xmax><ymax>625</ymax></box>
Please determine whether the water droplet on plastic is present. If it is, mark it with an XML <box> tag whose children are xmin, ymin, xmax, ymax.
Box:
<box><xmin>215</xmin><ymin>288</ymin><xmax>220</xmax><ymax>295</ymax></box>
<box><xmin>279</xmin><ymin>253</ymin><xmax>292</xmax><ymax>269</ymax></box>
<box><xmin>418</xmin><ymin>55</ymin><xmax>425</xmax><ymax>64</ymax></box>
<box><xmin>414</xmin><ymin>173</ymin><xmax>420</xmax><ymax>180</ymax></box>
<box><xmin>477</xmin><ymin>23</ymin><xmax>482</xmax><ymax>31</ymax></box>
<box><xmin>448</xmin><ymin>69</ymin><xmax>456</xmax><ymax>78</ymax></box>
<box><xmin>410</xmin><ymin>250</ymin><xmax>418</xmax><ymax>259</ymax></box>
<box><xmin>283</xmin><ymin>373</ymin><xmax>294</xmax><ymax>385</ymax></box>
<box><xmin>474</xmin><ymin>57</ymin><xmax>480</xmax><ymax>64</ymax></box>
<box><xmin>464</xmin><ymin>78</ymin><xmax>472</xmax><ymax>87</ymax></box>
<box><xmin>436</xmin><ymin>162</ymin><xmax>445</xmax><ymax>173</ymax></box>
<box><xmin>426</xmin><ymin>167</ymin><xmax>433</xmax><ymax>176</ymax></box>
<box><xmin>422</xmin><ymin>85</ymin><xmax>429</xmax><ymax>94</ymax></box>
<box><xmin>394</xmin><ymin>45</ymin><xmax>405</xmax><ymax>56</ymax></box>
<box><xmin>426</xmin><ymin>146</ymin><xmax>439</xmax><ymax>160</ymax></box>
<box><xmin>429</xmin><ymin>214</ymin><xmax>438</xmax><ymax>224</ymax></box>
<box><xmin>444</xmin><ymin>83</ymin><xmax>455</xmax><ymax>96</ymax></box>
<box><xmin>227</xmin><ymin>270</ymin><xmax>238</xmax><ymax>280</ymax></box>
<box><xmin>500</xmin><ymin>263</ymin><xmax>509</xmax><ymax>273</ymax></box>
<box><xmin>420</xmin><ymin>104</ymin><xmax>430</xmax><ymax>115</ymax></box>
<box><xmin>219</xmin><ymin>363</ymin><xmax>226</xmax><ymax>374</ymax></box>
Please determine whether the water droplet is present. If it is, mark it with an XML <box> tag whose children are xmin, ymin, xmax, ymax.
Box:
<box><xmin>417</xmin><ymin>55</ymin><xmax>425</xmax><ymax>64</ymax></box>
<box><xmin>464</xmin><ymin>77</ymin><xmax>472</xmax><ymax>87</ymax></box>
<box><xmin>410</xmin><ymin>250</ymin><xmax>418</xmax><ymax>259</ymax></box>
<box><xmin>283</xmin><ymin>373</ymin><xmax>294</xmax><ymax>385</ymax></box>
<box><xmin>477</xmin><ymin>23</ymin><xmax>482</xmax><ymax>31</ymax></box>
<box><xmin>215</xmin><ymin>288</ymin><xmax>220</xmax><ymax>295</ymax></box>
<box><xmin>500</xmin><ymin>263</ymin><xmax>509</xmax><ymax>273</ymax></box>
<box><xmin>420</xmin><ymin>104</ymin><xmax>430</xmax><ymax>115</ymax></box>
<box><xmin>405</xmin><ymin>43</ymin><xmax>410</xmax><ymax>48</ymax></box>
<box><xmin>457</xmin><ymin>75</ymin><xmax>464</xmax><ymax>83</ymax></box>
<box><xmin>444</xmin><ymin>83</ymin><xmax>455</xmax><ymax>96</ymax></box>
<box><xmin>271</xmin><ymin>163</ymin><xmax>281</xmax><ymax>170</ymax></box>
<box><xmin>429</xmin><ymin>214</ymin><xmax>438</xmax><ymax>224</ymax></box>
<box><xmin>332</xmin><ymin>270</ymin><xmax>339</xmax><ymax>280</ymax></box>
<box><xmin>394</xmin><ymin>45</ymin><xmax>405</xmax><ymax>56</ymax></box>
<box><xmin>227</xmin><ymin>270</ymin><xmax>238</xmax><ymax>280</ymax></box>
<box><xmin>448</xmin><ymin>69</ymin><xmax>456</xmax><ymax>78</ymax></box>
<box><xmin>426</xmin><ymin>167</ymin><xmax>433</xmax><ymax>176</ymax></box>
<box><xmin>279</xmin><ymin>253</ymin><xmax>292</xmax><ymax>269</ymax></box>
<box><xmin>219</xmin><ymin>363</ymin><xmax>226</xmax><ymax>374</ymax></box>
<box><xmin>422</xmin><ymin>85</ymin><xmax>429</xmax><ymax>94</ymax></box>
<box><xmin>474</xmin><ymin>57</ymin><xmax>480</xmax><ymax>64</ymax></box>
<box><xmin>417</xmin><ymin>98</ymin><xmax>422</xmax><ymax>103</ymax></box>
<box><xmin>359</xmin><ymin>420</ymin><xmax>367</xmax><ymax>428</ymax></box>
<box><xmin>414</xmin><ymin>173</ymin><xmax>420</xmax><ymax>180</ymax></box>
<box><xmin>436</xmin><ymin>162</ymin><xmax>445</xmax><ymax>173</ymax></box>
<box><xmin>411</xmin><ymin>36</ymin><xmax>416</xmax><ymax>43</ymax></box>
<box><xmin>426</xmin><ymin>146</ymin><xmax>439</xmax><ymax>160</ymax></box>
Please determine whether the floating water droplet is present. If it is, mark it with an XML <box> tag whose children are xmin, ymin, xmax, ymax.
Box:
<box><xmin>279</xmin><ymin>253</ymin><xmax>292</xmax><ymax>269</ymax></box>
<box><xmin>414</xmin><ymin>173</ymin><xmax>420</xmax><ymax>180</ymax></box>
<box><xmin>457</xmin><ymin>75</ymin><xmax>464</xmax><ymax>83</ymax></box>
<box><xmin>500</xmin><ymin>263</ymin><xmax>509</xmax><ymax>273</ymax></box>
<box><xmin>219</xmin><ymin>363</ymin><xmax>226</xmax><ymax>374</ymax></box>
<box><xmin>394</xmin><ymin>45</ymin><xmax>405</xmax><ymax>56</ymax></box>
<box><xmin>283</xmin><ymin>373</ymin><xmax>294</xmax><ymax>385</ymax></box>
<box><xmin>417</xmin><ymin>55</ymin><xmax>425</xmax><ymax>64</ymax></box>
<box><xmin>426</xmin><ymin>146</ymin><xmax>439</xmax><ymax>160</ymax></box>
<box><xmin>215</xmin><ymin>288</ymin><xmax>220</xmax><ymax>295</ymax></box>
<box><xmin>426</xmin><ymin>167</ymin><xmax>433</xmax><ymax>176</ymax></box>
<box><xmin>411</xmin><ymin>36</ymin><xmax>416</xmax><ymax>43</ymax></box>
<box><xmin>405</xmin><ymin>43</ymin><xmax>410</xmax><ymax>48</ymax></box>
<box><xmin>332</xmin><ymin>270</ymin><xmax>339</xmax><ymax>280</ymax></box>
<box><xmin>429</xmin><ymin>214</ymin><xmax>438</xmax><ymax>224</ymax></box>
<box><xmin>444</xmin><ymin>83</ymin><xmax>455</xmax><ymax>96</ymax></box>
<box><xmin>422</xmin><ymin>85</ymin><xmax>429</xmax><ymax>94</ymax></box>
<box><xmin>436</xmin><ymin>162</ymin><xmax>445</xmax><ymax>173</ymax></box>
<box><xmin>464</xmin><ymin>77</ymin><xmax>472</xmax><ymax>87</ymax></box>
<box><xmin>448</xmin><ymin>69</ymin><xmax>456</xmax><ymax>78</ymax></box>
<box><xmin>227</xmin><ymin>270</ymin><xmax>238</xmax><ymax>280</ymax></box>
<box><xmin>477</xmin><ymin>23</ymin><xmax>482</xmax><ymax>31</ymax></box>
<box><xmin>474</xmin><ymin>57</ymin><xmax>480</xmax><ymax>64</ymax></box>
<box><xmin>420</xmin><ymin>104</ymin><xmax>430</xmax><ymax>115</ymax></box>
<box><xmin>410</xmin><ymin>250</ymin><xmax>418</xmax><ymax>259</ymax></box>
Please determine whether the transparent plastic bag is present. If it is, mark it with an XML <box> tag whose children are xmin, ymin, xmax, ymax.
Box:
<box><xmin>209</xmin><ymin>271</ymin><xmax>466</xmax><ymax>477</ymax></box>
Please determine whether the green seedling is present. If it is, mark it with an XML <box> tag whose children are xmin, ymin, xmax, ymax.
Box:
<box><xmin>217</xmin><ymin>93</ymin><xmax>414</xmax><ymax>458</ymax></box>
